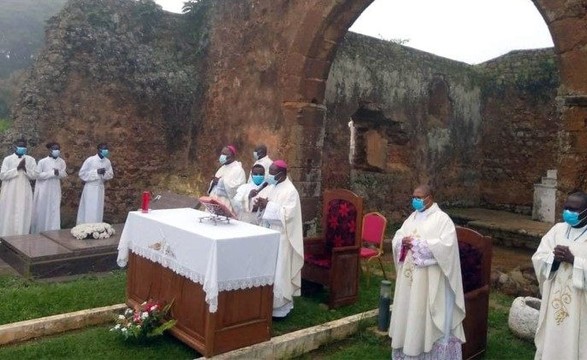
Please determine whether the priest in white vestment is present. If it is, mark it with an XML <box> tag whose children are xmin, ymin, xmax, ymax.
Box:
<box><xmin>31</xmin><ymin>142</ymin><xmax>67</xmax><ymax>233</ymax></box>
<box><xmin>256</xmin><ymin>160</ymin><xmax>304</xmax><ymax>318</ymax></box>
<box><xmin>389</xmin><ymin>184</ymin><xmax>466</xmax><ymax>360</ymax></box>
<box><xmin>247</xmin><ymin>144</ymin><xmax>272</xmax><ymax>183</ymax></box>
<box><xmin>208</xmin><ymin>145</ymin><xmax>245</xmax><ymax>213</ymax></box>
<box><xmin>0</xmin><ymin>139</ymin><xmax>37</xmax><ymax>236</ymax></box>
<box><xmin>233</xmin><ymin>164</ymin><xmax>269</xmax><ymax>224</ymax></box>
<box><xmin>76</xmin><ymin>143</ymin><xmax>114</xmax><ymax>225</ymax></box>
<box><xmin>533</xmin><ymin>191</ymin><xmax>587</xmax><ymax>360</ymax></box>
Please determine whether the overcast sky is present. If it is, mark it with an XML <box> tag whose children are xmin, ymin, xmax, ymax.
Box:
<box><xmin>153</xmin><ymin>0</ymin><xmax>554</xmax><ymax>65</ymax></box>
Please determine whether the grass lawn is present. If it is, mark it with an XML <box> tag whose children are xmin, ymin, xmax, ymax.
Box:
<box><xmin>0</xmin><ymin>266</ymin><xmax>536</xmax><ymax>359</ymax></box>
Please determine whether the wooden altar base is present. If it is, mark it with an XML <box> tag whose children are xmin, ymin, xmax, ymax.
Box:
<box><xmin>126</xmin><ymin>253</ymin><xmax>273</xmax><ymax>357</ymax></box>
<box><xmin>0</xmin><ymin>224</ymin><xmax>124</xmax><ymax>279</ymax></box>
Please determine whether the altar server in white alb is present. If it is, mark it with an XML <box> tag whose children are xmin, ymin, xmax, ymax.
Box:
<box><xmin>208</xmin><ymin>145</ymin><xmax>245</xmax><ymax>213</ymax></box>
<box><xmin>389</xmin><ymin>184</ymin><xmax>466</xmax><ymax>359</ymax></box>
<box><xmin>532</xmin><ymin>190</ymin><xmax>587</xmax><ymax>360</ymax></box>
<box><xmin>0</xmin><ymin>138</ymin><xmax>37</xmax><ymax>236</ymax></box>
<box><xmin>255</xmin><ymin>160</ymin><xmax>304</xmax><ymax>318</ymax></box>
<box><xmin>31</xmin><ymin>142</ymin><xmax>67</xmax><ymax>233</ymax></box>
<box><xmin>76</xmin><ymin>143</ymin><xmax>114</xmax><ymax>225</ymax></box>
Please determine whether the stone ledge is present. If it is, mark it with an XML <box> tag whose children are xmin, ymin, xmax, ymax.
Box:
<box><xmin>0</xmin><ymin>303</ymin><xmax>126</xmax><ymax>346</ymax></box>
<box><xmin>0</xmin><ymin>305</ymin><xmax>382</xmax><ymax>359</ymax></box>
<box><xmin>206</xmin><ymin>309</ymin><xmax>379</xmax><ymax>359</ymax></box>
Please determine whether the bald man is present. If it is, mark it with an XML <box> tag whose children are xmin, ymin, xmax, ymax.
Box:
<box><xmin>389</xmin><ymin>184</ymin><xmax>466</xmax><ymax>359</ymax></box>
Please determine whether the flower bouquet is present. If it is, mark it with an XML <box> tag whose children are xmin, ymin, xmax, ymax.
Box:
<box><xmin>70</xmin><ymin>223</ymin><xmax>115</xmax><ymax>240</ymax></box>
<box><xmin>110</xmin><ymin>299</ymin><xmax>176</xmax><ymax>341</ymax></box>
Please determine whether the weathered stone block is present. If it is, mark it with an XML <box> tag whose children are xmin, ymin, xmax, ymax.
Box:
<box><xmin>508</xmin><ymin>296</ymin><xmax>541</xmax><ymax>341</ymax></box>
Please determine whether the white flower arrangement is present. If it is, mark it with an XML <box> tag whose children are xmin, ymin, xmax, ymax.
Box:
<box><xmin>70</xmin><ymin>223</ymin><xmax>115</xmax><ymax>240</ymax></box>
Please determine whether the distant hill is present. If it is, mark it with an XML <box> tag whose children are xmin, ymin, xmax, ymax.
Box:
<box><xmin>0</xmin><ymin>0</ymin><xmax>67</xmax><ymax>79</ymax></box>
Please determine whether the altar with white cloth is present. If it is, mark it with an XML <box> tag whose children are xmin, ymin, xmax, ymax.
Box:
<box><xmin>116</xmin><ymin>208</ymin><xmax>280</xmax><ymax>357</ymax></box>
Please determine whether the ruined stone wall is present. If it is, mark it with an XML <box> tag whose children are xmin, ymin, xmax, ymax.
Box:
<box><xmin>3</xmin><ymin>0</ymin><xmax>571</xmax><ymax>228</ymax></box>
<box><xmin>477</xmin><ymin>49</ymin><xmax>560</xmax><ymax>214</ymax></box>
<box><xmin>325</xmin><ymin>33</ymin><xmax>482</xmax><ymax>222</ymax></box>
<box><xmin>7</xmin><ymin>0</ymin><xmax>209</xmax><ymax>225</ymax></box>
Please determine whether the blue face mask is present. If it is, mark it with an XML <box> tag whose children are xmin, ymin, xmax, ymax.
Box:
<box><xmin>266</xmin><ymin>172</ymin><xmax>281</xmax><ymax>185</ymax></box>
<box><xmin>219</xmin><ymin>154</ymin><xmax>227</xmax><ymax>165</ymax></box>
<box><xmin>253</xmin><ymin>151</ymin><xmax>259</xmax><ymax>161</ymax></box>
<box><xmin>563</xmin><ymin>208</ymin><xmax>587</xmax><ymax>226</ymax></box>
<box><xmin>100</xmin><ymin>149</ymin><xmax>109</xmax><ymax>158</ymax></box>
<box><xmin>251</xmin><ymin>174</ymin><xmax>265</xmax><ymax>186</ymax></box>
<box><xmin>15</xmin><ymin>147</ymin><xmax>27</xmax><ymax>156</ymax></box>
<box><xmin>411</xmin><ymin>197</ymin><xmax>427</xmax><ymax>212</ymax></box>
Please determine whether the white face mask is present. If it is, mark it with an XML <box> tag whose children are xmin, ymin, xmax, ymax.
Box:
<box><xmin>51</xmin><ymin>149</ymin><xmax>60</xmax><ymax>158</ymax></box>
<box><xmin>253</xmin><ymin>151</ymin><xmax>259</xmax><ymax>160</ymax></box>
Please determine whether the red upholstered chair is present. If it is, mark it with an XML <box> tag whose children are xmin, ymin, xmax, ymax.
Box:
<box><xmin>302</xmin><ymin>189</ymin><xmax>363</xmax><ymax>309</ymax></box>
<box><xmin>456</xmin><ymin>226</ymin><xmax>493</xmax><ymax>360</ymax></box>
<box><xmin>360</xmin><ymin>212</ymin><xmax>388</xmax><ymax>285</ymax></box>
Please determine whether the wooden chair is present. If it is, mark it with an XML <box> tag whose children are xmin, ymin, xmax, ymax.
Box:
<box><xmin>359</xmin><ymin>212</ymin><xmax>388</xmax><ymax>285</ymax></box>
<box><xmin>302</xmin><ymin>189</ymin><xmax>363</xmax><ymax>309</ymax></box>
<box><xmin>456</xmin><ymin>226</ymin><xmax>493</xmax><ymax>360</ymax></box>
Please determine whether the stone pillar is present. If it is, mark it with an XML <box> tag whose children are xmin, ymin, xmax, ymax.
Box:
<box><xmin>532</xmin><ymin>170</ymin><xmax>557</xmax><ymax>223</ymax></box>
<box><xmin>282</xmin><ymin>101</ymin><xmax>326</xmax><ymax>236</ymax></box>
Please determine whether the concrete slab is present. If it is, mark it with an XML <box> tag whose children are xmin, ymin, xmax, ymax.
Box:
<box><xmin>0</xmin><ymin>234</ymin><xmax>72</xmax><ymax>260</ymax></box>
<box><xmin>41</xmin><ymin>224</ymin><xmax>124</xmax><ymax>253</ymax></box>
<box><xmin>446</xmin><ymin>207</ymin><xmax>551</xmax><ymax>250</ymax></box>
<box><xmin>0</xmin><ymin>225</ymin><xmax>124</xmax><ymax>279</ymax></box>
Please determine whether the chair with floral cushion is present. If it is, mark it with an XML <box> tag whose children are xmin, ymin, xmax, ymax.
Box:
<box><xmin>360</xmin><ymin>212</ymin><xmax>388</xmax><ymax>285</ymax></box>
<box><xmin>456</xmin><ymin>226</ymin><xmax>493</xmax><ymax>360</ymax></box>
<box><xmin>302</xmin><ymin>189</ymin><xmax>364</xmax><ymax>309</ymax></box>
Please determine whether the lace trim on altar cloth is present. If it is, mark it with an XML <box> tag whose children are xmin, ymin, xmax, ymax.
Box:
<box><xmin>129</xmin><ymin>246</ymin><xmax>275</xmax><ymax>313</ymax></box>
<box><xmin>392</xmin><ymin>336</ymin><xmax>462</xmax><ymax>360</ymax></box>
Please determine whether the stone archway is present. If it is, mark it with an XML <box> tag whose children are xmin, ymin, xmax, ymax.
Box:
<box><xmin>279</xmin><ymin>0</ymin><xmax>374</xmax><ymax>228</ymax></box>
<box><xmin>280</xmin><ymin>0</ymin><xmax>587</xmax><ymax>223</ymax></box>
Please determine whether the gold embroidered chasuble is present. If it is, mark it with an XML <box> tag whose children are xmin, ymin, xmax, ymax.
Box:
<box><xmin>533</xmin><ymin>222</ymin><xmax>587</xmax><ymax>360</ymax></box>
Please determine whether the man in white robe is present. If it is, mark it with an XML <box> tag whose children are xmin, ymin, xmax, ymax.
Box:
<box><xmin>389</xmin><ymin>184</ymin><xmax>466</xmax><ymax>360</ymax></box>
<box><xmin>247</xmin><ymin>144</ymin><xmax>272</xmax><ymax>183</ymax></box>
<box><xmin>0</xmin><ymin>139</ymin><xmax>37</xmax><ymax>236</ymax></box>
<box><xmin>532</xmin><ymin>191</ymin><xmax>587</xmax><ymax>360</ymax></box>
<box><xmin>256</xmin><ymin>160</ymin><xmax>304</xmax><ymax>318</ymax></box>
<box><xmin>233</xmin><ymin>164</ymin><xmax>269</xmax><ymax>224</ymax></box>
<box><xmin>31</xmin><ymin>142</ymin><xmax>67</xmax><ymax>233</ymax></box>
<box><xmin>208</xmin><ymin>145</ymin><xmax>245</xmax><ymax>213</ymax></box>
<box><xmin>76</xmin><ymin>143</ymin><xmax>114</xmax><ymax>224</ymax></box>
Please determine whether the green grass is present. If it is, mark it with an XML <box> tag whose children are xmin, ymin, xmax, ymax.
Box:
<box><xmin>0</xmin><ymin>267</ymin><xmax>535</xmax><ymax>360</ymax></box>
<box><xmin>0</xmin><ymin>271</ymin><xmax>126</xmax><ymax>325</ymax></box>
<box><xmin>0</xmin><ymin>326</ymin><xmax>196</xmax><ymax>360</ymax></box>
<box><xmin>304</xmin><ymin>290</ymin><xmax>536</xmax><ymax>360</ymax></box>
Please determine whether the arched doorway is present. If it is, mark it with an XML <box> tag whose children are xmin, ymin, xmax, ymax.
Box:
<box><xmin>281</xmin><ymin>0</ymin><xmax>586</xmax><ymax>225</ymax></box>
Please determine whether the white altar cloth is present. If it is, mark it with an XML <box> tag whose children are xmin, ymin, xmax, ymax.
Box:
<box><xmin>116</xmin><ymin>208</ymin><xmax>280</xmax><ymax>313</ymax></box>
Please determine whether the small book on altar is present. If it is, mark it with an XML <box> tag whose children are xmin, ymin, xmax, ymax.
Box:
<box><xmin>198</xmin><ymin>196</ymin><xmax>237</xmax><ymax>219</ymax></box>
